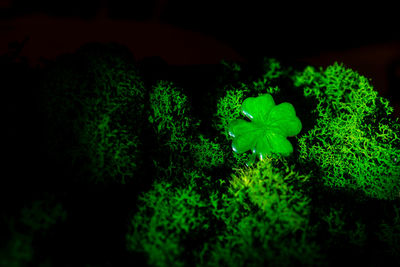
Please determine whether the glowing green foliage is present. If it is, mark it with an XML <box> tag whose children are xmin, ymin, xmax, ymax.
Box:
<box><xmin>191</xmin><ymin>135</ymin><xmax>224</xmax><ymax>169</ymax></box>
<box><xmin>127</xmin><ymin>158</ymin><xmax>321</xmax><ymax>266</ymax></box>
<box><xmin>228</xmin><ymin>94</ymin><xmax>302</xmax><ymax>163</ymax></box>
<box><xmin>149</xmin><ymin>80</ymin><xmax>196</xmax><ymax>152</ymax></box>
<box><xmin>126</xmin><ymin>171</ymin><xmax>210</xmax><ymax>267</ymax></box>
<box><xmin>213</xmin><ymin>60</ymin><xmax>288</xmax><ymax>168</ymax></box>
<box><xmin>220</xmin><ymin>59</ymin><xmax>241</xmax><ymax>74</ymax></box>
<box><xmin>252</xmin><ymin>58</ymin><xmax>283</xmax><ymax>93</ymax></box>
<box><xmin>294</xmin><ymin>62</ymin><xmax>394</xmax><ymax>117</ymax></box>
<box><xmin>205</xmin><ymin>159</ymin><xmax>321</xmax><ymax>266</ymax></box>
<box><xmin>295</xmin><ymin>63</ymin><xmax>400</xmax><ymax>200</ymax></box>
<box><xmin>125</xmin><ymin>58</ymin><xmax>400</xmax><ymax>266</ymax></box>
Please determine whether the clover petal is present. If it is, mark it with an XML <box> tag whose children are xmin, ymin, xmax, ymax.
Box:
<box><xmin>267</xmin><ymin>103</ymin><xmax>302</xmax><ymax>136</ymax></box>
<box><xmin>264</xmin><ymin>131</ymin><xmax>294</xmax><ymax>156</ymax></box>
<box><xmin>228</xmin><ymin>119</ymin><xmax>254</xmax><ymax>138</ymax></box>
<box><xmin>232</xmin><ymin>132</ymin><xmax>258</xmax><ymax>154</ymax></box>
<box><xmin>228</xmin><ymin>93</ymin><xmax>302</xmax><ymax>162</ymax></box>
<box><xmin>241</xmin><ymin>94</ymin><xmax>275</xmax><ymax>123</ymax></box>
<box><xmin>229</xmin><ymin>119</ymin><xmax>263</xmax><ymax>154</ymax></box>
<box><xmin>253</xmin><ymin>131</ymin><xmax>294</xmax><ymax>160</ymax></box>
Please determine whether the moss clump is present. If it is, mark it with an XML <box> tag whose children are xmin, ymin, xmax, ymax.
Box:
<box><xmin>294</xmin><ymin>62</ymin><xmax>400</xmax><ymax>200</ymax></box>
<box><xmin>148</xmin><ymin>80</ymin><xmax>201</xmax><ymax>184</ymax></box>
<box><xmin>214</xmin><ymin>88</ymin><xmax>248</xmax><ymax>139</ymax></box>
<box><xmin>126</xmin><ymin>171</ymin><xmax>212</xmax><ymax>267</ymax></box>
<box><xmin>204</xmin><ymin>158</ymin><xmax>321</xmax><ymax>266</ymax></box>
<box><xmin>191</xmin><ymin>135</ymin><xmax>225</xmax><ymax>169</ymax></box>
<box><xmin>126</xmin><ymin>156</ymin><xmax>322</xmax><ymax>266</ymax></box>
<box><xmin>40</xmin><ymin>42</ymin><xmax>145</xmax><ymax>184</ymax></box>
<box><xmin>149</xmin><ymin>80</ymin><xmax>197</xmax><ymax>153</ymax></box>
<box><xmin>251</xmin><ymin>58</ymin><xmax>283</xmax><ymax>94</ymax></box>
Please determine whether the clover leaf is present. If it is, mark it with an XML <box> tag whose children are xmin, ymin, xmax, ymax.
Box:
<box><xmin>228</xmin><ymin>94</ymin><xmax>302</xmax><ymax>164</ymax></box>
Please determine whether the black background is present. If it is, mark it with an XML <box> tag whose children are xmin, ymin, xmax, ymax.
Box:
<box><xmin>2</xmin><ymin>0</ymin><xmax>399</xmax><ymax>59</ymax></box>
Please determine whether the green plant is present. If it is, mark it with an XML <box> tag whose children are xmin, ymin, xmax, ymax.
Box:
<box><xmin>252</xmin><ymin>58</ymin><xmax>283</xmax><ymax>94</ymax></box>
<box><xmin>148</xmin><ymin>80</ymin><xmax>200</xmax><ymax>153</ymax></box>
<box><xmin>126</xmin><ymin>171</ymin><xmax>211</xmax><ymax>267</ymax></box>
<box><xmin>228</xmin><ymin>94</ymin><xmax>302</xmax><ymax>165</ymax></box>
<box><xmin>294</xmin><ymin>62</ymin><xmax>400</xmax><ymax>200</ymax></box>
<box><xmin>191</xmin><ymin>135</ymin><xmax>225</xmax><ymax>169</ymax></box>
<box><xmin>204</xmin><ymin>158</ymin><xmax>322</xmax><ymax>266</ymax></box>
<box><xmin>214</xmin><ymin>87</ymin><xmax>249</xmax><ymax>138</ymax></box>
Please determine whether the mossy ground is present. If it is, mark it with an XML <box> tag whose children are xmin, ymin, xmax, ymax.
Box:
<box><xmin>1</xmin><ymin>43</ymin><xmax>399</xmax><ymax>266</ymax></box>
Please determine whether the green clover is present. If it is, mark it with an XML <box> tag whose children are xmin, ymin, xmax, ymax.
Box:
<box><xmin>228</xmin><ymin>94</ymin><xmax>302</xmax><ymax>164</ymax></box>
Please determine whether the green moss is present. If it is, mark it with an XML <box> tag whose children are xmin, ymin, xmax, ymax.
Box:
<box><xmin>148</xmin><ymin>80</ymin><xmax>203</xmax><ymax>185</ymax></box>
<box><xmin>149</xmin><ymin>80</ymin><xmax>197</xmax><ymax>153</ymax></box>
<box><xmin>252</xmin><ymin>58</ymin><xmax>283</xmax><ymax>94</ymax></box>
<box><xmin>127</xmin><ymin>158</ymin><xmax>322</xmax><ymax>266</ymax></box>
<box><xmin>191</xmin><ymin>135</ymin><xmax>225</xmax><ymax>169</ymax></box>
<box><xmin>203</xmin><ymin>158</ymin><xmax>322</xmax><ymax>266</ymax></box>
<box><xmin>40</xmin><ymin>43</ymin><xmax>145</xmax><ymax>184</ymax></box>
<box><xmin>126</xmin><ymin>171</ymin><xmax>211</xmax><ymax>267</ymax></box>
<box><xmin>212</xmin><ymin>87</ymin><xmax>250</xmax><ymax>169</ymax></box>
<box><xmin>294</xmin><ymin>62</ymin><xmax>400</xmax><ymax>200</ymax></box>
<box><xmin>214</xmin><ymin>87</ymin><xmax>248</xmax><ymax>138</ymax></box>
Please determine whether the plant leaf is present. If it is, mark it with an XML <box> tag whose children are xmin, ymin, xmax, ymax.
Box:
<box><xmin>241</xmin><ymin>94</ymin><xmax>275</xmax><ymax>123</ymax></box>
<box><xmin>228</xmin><ymin>94</ymin><xmax>302</xmax><ymax>161</ymax></box>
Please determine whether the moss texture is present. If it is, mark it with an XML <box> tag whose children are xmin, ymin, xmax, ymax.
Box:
<box><xmin>39</xmin><ymin>43</ymin><xmax>145</xmax><ymax>184</ymax></box>
<box><xmin>294</xmin><ymin>63</ymin><xmax>400</xmax><ymax>200</ymax></box>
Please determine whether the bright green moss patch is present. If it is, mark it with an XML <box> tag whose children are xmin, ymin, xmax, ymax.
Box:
<box><xmin>126</xmin><ymin>171</ymin><xmax>211</xmax><ymax>267</ymax></box>
<box><xmin>294</xmin><ymin>63</ymin><xmax>400</xmax><ymax>200</ymax></box>
<box><xmin>214</xmin><ymin>87</ymin><xmax>248</xmax><ymax>138</ymax></box>
<box><xmin>204</xmin><ymin>158</ymin><xmax>321</xmax><ymax>266</ymax></box>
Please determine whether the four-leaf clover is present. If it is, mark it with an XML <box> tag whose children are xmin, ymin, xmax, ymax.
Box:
<box><xmin>228</xmin><ymin>94</ymin><xmax>302</xmax><ymax>163</ymax></box>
